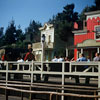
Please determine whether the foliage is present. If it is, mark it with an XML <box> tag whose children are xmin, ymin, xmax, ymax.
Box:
<box><xmin>0</xmin><ymin>27</ymin><xmax>4</xmax><ymax>38</ymax></box>
<box><xmin>79</xmin><ymin>0</ymin><xmax>100</xmax><ymax>22</ymax></box>
<box><xmin>95</xmin><ymin>0</ymin><xmax>100</xmax><ymax>10</ymax></box>
<box><xmin>0</xmin><ymin>0</ymin><xmax>100</xmax><ymax>49</ymax></box>
<box><xmin>16</xmin><ymin>25</ymin><xmax>24</xmax><ymax>42</ymax></box>
<box><xmin>89</xmin><ymin>0</ymin><xmax>100</xmax><ymax>11</ymax></box>
<box><xmin>0</xmin><ymin>19</ymin><xmax>41</xmax><ymax>48</ymax></box>
<box><xmin>1</xmin><ymin>20</ymin><xmax>25</xmax><ymax>48</ymax></box>
<box><xmin>49</xmin><ymin>4</ymin><xmax>78</xmax><ymax>42</ymax></box>
<box><xmin>4</xmin><ymin>20</ymin><xmax>16</xmax><ymax>45</ymax></box>
<box><xmin>55</xmin><ymin>20</ymin><xmax>73</xmax><ymax>41</ymax></box>
<box><xmin>79</xmin><ymin>6</ymin><xmax>91</xmax><ymax>22</ymax></box>
<box><xmin>0</xmin><ymin>27</ymin><xmax>4</xmax><ymax>46</ymax></box>
<box><xmin>25</xmin><ymin>20</ymin><xmax>41</xmax><ymax>43</ymax></box>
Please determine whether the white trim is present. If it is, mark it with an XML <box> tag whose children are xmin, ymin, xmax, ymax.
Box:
<box><xmin>81</xmin><ymin>49</ymin><xmax>83</xmax><ymax>54</ymax></box>
<box><xmin>85</xmin><ymin>10</ymin><xmax>100</xmax><ymax>16</ymax></box>
<box><xmin>87</xmin><ymin>14</ymin><xmax>100</xmax><ymax>20</ymax></box>
<box><xmin>96</xmin><ymin>39</ymin><xmax>100</xmax><ymax>40</ymax></box>
<box><xmin>39</xmin><ymin>23</ymin><xmax>53</xmax><ymax>31</ymax></box>
<box><xmin>74</xmin><ymin>33</ymin><xmax>87</xmax><ymax>35</ymax></box>
<box><xmin>97</xmin><ymin>48</ymin><xmax>99</xmax><ymax>53</ymax></box>
<box><xmin>66</xmin><ymin>48</ymin><xmax>68</xmax><ymax>57</ymax></box>
<box><xmin>77</xmin><ymin>39</ymin><xmax>100</xmax><ymax>47</ymax></box>
<box><xmin>73</xmin><ymin>30</ymin><xmax>87</xmax><ymax>35</ymax></box>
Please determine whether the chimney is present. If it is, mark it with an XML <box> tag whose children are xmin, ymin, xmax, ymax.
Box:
<box><xmin>74</xmin><ymin>22</ymin><xmax>78</xmax><ymax>29</ymax></box>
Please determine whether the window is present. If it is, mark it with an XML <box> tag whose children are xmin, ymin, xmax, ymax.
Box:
<box><xmin>95</xmin><ymin>25</ymin><xmax>100</xmax><ymax>39</ymax></box>
<box><xmin>48</xmin><ymin>35</ymin><xmax>51</xmax><ymax>43</ymax></box>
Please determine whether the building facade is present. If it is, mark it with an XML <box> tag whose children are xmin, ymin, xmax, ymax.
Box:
<box><xmin>73</xmin><ymin>10</ymin><xmax>100</xmax><ymax>60</ymax></box>
<box><xmin>32</xmin><ymin>23</ymin><xmax>54</xmax><ymax>61</ymax></box>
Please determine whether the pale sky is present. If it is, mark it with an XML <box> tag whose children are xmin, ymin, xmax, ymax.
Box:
<box><xmin>0</xmin><ymin>0</ymin><xmax>95</xmax><ymax>32</ymax></box>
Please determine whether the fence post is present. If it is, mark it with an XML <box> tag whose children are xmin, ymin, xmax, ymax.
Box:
<box><xmin>5</xmin><ymin>61</ymin><xmax>8</xmax><ymax>100</ymax></box>
<box><xmin>56</xmin><ymin>90</ymin><xmax>58</xmax><ymax>100</ymax></box>
<box><xmin>21</xmin><ymin>91</ymin><xmax>23</xmax><ymax>100</ymax></box>
<box><xmin>6</xmin><ymin>62</ymin><xmax>8</xmax><ymax>85</ymax></box>
<box><xmin>61</xmin><ymin>62</ymin><xmax>65</xmax><ymax>100</ymax></box>
<box><xmin>50</xmin><ymin>93</ymin><xmax>53</xmax><ymax>100</ymax></box>
<box><xmin>31</xmin><ymin>61</ymin><xmax>33</xmax><ymax>83</ymax></box>
<box><xmin>30</xmin><ymin>61</ymin><xmax>34</xmax><ymax>100</ymax></box>
<box><xmin>94</xmin><ymin>91</ymin><xmax>97</xmax><ymax>100</ymax></box>
<box><xmin>69</xmin><ymin>62</ymin><xmax>71</xmax><ymax>73</ymax></box>
<box><xmin>5</xmin><ymin>89</ymin><xmax>8</xmax><ymax>100</ymax></box>
<box><xmin>41</xmin><ymin>61</ymin><xmax>43</xmax><ymax>79</ymax></box>
<box><xmin>29</xmin><ymin>86</ymin><xmax>32</xmax><ymax>100</ymax></box>
<box><xmin>98</xmin><ymin>62</ymin><xmax>100</xmax><ymax>100</ymax></box>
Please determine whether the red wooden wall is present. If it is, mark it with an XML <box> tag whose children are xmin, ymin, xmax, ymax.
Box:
<box><xmin>74</xmin><ymin>17</ymin><xmax>100</xmax><ymax>60</ymax></box>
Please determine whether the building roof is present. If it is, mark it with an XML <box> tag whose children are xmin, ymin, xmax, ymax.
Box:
<box><xmin>39</xmin><ymin>23</ymin><xmax>53</xmax><ymax>31</ymax></box>
<box><xmin>85</xmin><ymin>10</ymin><xmax>100</xmax><ymax>16</ymax></box>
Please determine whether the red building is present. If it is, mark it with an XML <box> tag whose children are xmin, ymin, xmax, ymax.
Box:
<box><xmin>73</xmin><ymin>10</ymin><xmax>100</xmax><ymax>61</ymax></box>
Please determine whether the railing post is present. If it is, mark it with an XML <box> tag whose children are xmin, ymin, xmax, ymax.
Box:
<box><xmin>30</xmin><ymin>61</ymin><xmax>33</xmax><ymax>100</ymax></box>
<box><xmin>94</xmin><ymin>91</ymin><xmax>97</xmax><ymax>100</ymax></box>
<box><xmin>50</xmin><ymin>93</ymin><xmax>53</xmax><ymax>100</ymax></box>
<box><xmin>17</xmin><ymin>63</ymin><xmax>19</xmax><ymax>71</ymax></box>
<box><xmin>98</xmin><ymin>62</ymin><xmax>100</xmax><ymax>100</ymax></box>
<box><xmin>5</xmin><ymin>62</ymin><xmax>9</xmax><ymax>100</ymax></box>
<box><xmin>29</xmin><ymin>86</ymin><xmax>32</xmax><ymax>100</ymax></box>
<box><xmin>69</xmin><ymin>62</ymin><xmax>71</xmax><ymax>73</ymax></box>
<box><xmin>31</xmin><ymin>61</ymin><xmax>33</xmax><ymax>83</ymax></box>
<box><xmin>92</xmin><ymin>66</ymin><xmax>94</xmax><ymax>72</ymax></box>
<box><xmin>5</xmin><ymin>89</ymin><xmax>8</xmax><ymax>100</ymax></box>
<box><xmin>21</xmin><ymin>91</ymin><xmax>23</xmax><ymax>100</ymax></box>
<box><xmin>6</xmin><ymin>62</ymin><xmax>8</xmax><ymax>85</ymax></box>
<box><xmin>61</xmin><ymin>62</ymin><xmax>65</xmax><ymax>100</ymax></box>
<box><xmin>41</xmin><ymin>61</ymin><xmax>43</xmax><ymax>79</ymax></box>
<box><xmin>75</xmin><ymin>65</ymin><xmax>77</xmax><ymax>72</ymax></box>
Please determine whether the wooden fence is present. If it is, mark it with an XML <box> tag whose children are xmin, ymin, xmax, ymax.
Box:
<box><xmin>0</xmin><ymin>61</ymin><xmax>100</xmax><ymax>100</ymax></box>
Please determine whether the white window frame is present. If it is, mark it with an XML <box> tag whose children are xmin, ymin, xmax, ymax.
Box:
<box><xmin>95</xmin><ymin>25</ymin><xmax>100</xmax><ymax>40</ymax></box>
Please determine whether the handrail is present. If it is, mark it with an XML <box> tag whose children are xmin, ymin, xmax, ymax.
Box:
<box><xmin>0</xmin><ymin>80</ymin><xmax>97</xmax><ymax>89</ymax></box>
<box><xmin>0</xmin><ymin>85</ymin><xmax>99</xmax><ymax>99</ymax></box>
<box><xmin>0</xmin><ymin>83</ymin><xmax>97</xmax><ymax>93</ymax></box>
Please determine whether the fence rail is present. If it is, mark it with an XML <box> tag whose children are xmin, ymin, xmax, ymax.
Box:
<box><xmin>0</xmin><ymin>61</ymin><xmax>100</xmax><ymax>100</ymax></box>
<box><xmin>0</xmin><ymin>83</ymin><xmax>99</xmax><ymax>100</ymax></box>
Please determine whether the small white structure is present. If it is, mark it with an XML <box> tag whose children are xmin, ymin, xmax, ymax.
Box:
<box><xmin>40</xmin><ymin>23</ymin><xmax>54</xmax><ymax>43</ymax></box>
<box><xmin>32</xmin><ymin>23</ymin><xmax>54</xmax><ymax>61</ymax></box>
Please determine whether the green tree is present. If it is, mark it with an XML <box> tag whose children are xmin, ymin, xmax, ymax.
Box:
<box><xmin>95</xmin><ymin>0</ymin><xmax>100</xmax><ymax>10</ymax></box>
<box><xmin>16</xmin><ymin>25</ymin><xmax>25</xmax><ymax>42</ymax></box>
<box><xmin>79</xmin><ymin>6</ymin><xmax>91</xmax><ymax>21</ymax></box>
<box><xmin>79</xmin><ymin>0</ymin><xmax>100</xmax><ymax>22</ymax></box>
<box><xmin>4</xmin><ymin>20</ymin><xmax>16</xmax><ymax>45</ymax></box>
<box><xmin>25</xmin><ymin>20</ymin><xmax>41</xmax><ymax>43</ymax></box>
<box><xmin>0</xmin><ymin>27</ymin><xmax>4</xmax><ymax>38</ymax></box>
<box><xmin>48</xmin><ymin>4</ymin><xmax>78</xmax><ymax>57</ymax></box>
<box><xmin>55</xmin><ymin>20</ymin><xmax>73</xmax><ymax>41</ymax></box>
<box><xmin>78</xmin><ymin>6</ymin><xmax>91</xmax><ymax>28</ymax></box>
<box><xmin>48</xmin><ymin>15</ymin><xmax>56</xmax><ymax>24</ymax></box>
<box><xmin>52</xmin><ymin>4</ymin><xmax>78</xmax><ymax>42</ymax></box>
<box><xmin>89</xmin><ymin>0</ymin><xmax>100</xmax><ymax>11</ymax></box>
<box><xmin>0</xmin><ymin>27</ymin><xmax>4</xmax><ymax>46</ymax></box>
<box><xmin>14</xmin><ymin>25</ymin><xmax>25</xmax><ymax>48</ymax></box>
